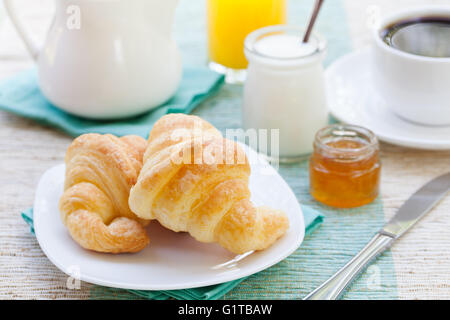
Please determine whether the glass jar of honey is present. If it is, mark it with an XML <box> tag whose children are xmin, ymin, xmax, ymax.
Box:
<box><xmin>310</xmin><ymin>124</ymin><xmax>381</xmax><ymax>208</ymax></box>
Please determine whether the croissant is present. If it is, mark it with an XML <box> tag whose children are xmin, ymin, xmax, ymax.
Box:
<box><xmin>59</xmin><ymin>134</ymin><xmax>150</xmax><ymax>253</ymax></box>
<box><xmin>129</xmin><ymin>114</ymin><xmax>289</xmax><ymax>254</ymax></box>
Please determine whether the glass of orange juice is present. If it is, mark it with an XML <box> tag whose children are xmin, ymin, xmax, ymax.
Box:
<box><xmin>207</xmin><ymin>0</ymin><xmax>287</xmax><ymax>83</ymax></box>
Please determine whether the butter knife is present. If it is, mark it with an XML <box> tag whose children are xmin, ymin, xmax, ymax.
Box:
<box><xmin>304</xmin><ymin>172</ymin><xmax>450</xmax><ymax>300</ymax></box>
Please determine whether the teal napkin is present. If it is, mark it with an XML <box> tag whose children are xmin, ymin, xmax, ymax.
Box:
<box><xmin>21</xmin><ymin>205</ymin><xmax>323</xmax><ymax>300</ymax></box>
<box><xmin>0</xmin><ymin>68</ymin><xmax>224</xmax><ymax>138</ymax></box>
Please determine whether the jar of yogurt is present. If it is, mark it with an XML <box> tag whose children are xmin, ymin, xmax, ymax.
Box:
<box><xmin>243</xmin><ymin>25</ymin><xmax>328</xmax><ymax>163</ymax></box>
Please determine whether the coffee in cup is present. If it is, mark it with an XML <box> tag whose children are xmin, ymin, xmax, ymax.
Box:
<box><xmin>381</xmin><ymin>16</ymin><xmax>450</xmax><ymax>58</ymax></box>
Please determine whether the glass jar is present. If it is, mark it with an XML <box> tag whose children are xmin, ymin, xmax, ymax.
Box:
<box><xmin>207</xmin><ymin>0</ymin><xmax>287</xmax><ymax>83</ymax></box>
<box><xmin>309</xmin><ymin>124</ymin><xmax>381</xmax><ymax>208</ymax></box>
<box><xmin>243</xmin><ymin>25</ymin><xmax>329</xmax><ymax>163</ymax></box>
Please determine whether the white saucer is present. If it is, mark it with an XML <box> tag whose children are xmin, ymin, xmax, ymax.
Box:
<box><xmin>326</xmin><ymin>48</ymin><xmax>450</xmax><ymax>150</ymax></box>
<box><xmin>33</xmin><ymin>144</ymin><xmax>305</xmax><ymax>291</ymax></box>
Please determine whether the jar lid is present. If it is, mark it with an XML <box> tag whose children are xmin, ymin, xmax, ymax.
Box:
<box><xmin>314</xmin><ymin>124</ymin><xmax>379</xmax><ymax>161</ymax></box>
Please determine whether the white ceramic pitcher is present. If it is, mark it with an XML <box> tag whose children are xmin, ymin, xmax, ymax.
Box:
<box><xmin>4</xmin><ymin>0</ymin><xmax>182</xmax><ymax>119</ymax></box>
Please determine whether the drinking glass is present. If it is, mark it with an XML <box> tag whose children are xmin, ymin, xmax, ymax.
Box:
<box><xmin>207</xmin><ymin>0</ymin><xmax>287</xmax><ymax>83</ymax></box>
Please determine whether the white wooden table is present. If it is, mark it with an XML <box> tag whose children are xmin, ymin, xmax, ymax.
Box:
<box><xmin>0</xmin><ymin>0</ymin><xmax>448</xmax><ymax>299</ymax></box>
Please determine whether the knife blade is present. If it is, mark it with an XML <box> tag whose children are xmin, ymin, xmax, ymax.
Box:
<box><xmin>304</xmin><ymin>172</ymin><xmax>450</xmax><ymax>300</ymax></box>
<box><xmin>381</xmin><ymin>172</ymin><xmax>450</xmax><ymax>238</ymax></box>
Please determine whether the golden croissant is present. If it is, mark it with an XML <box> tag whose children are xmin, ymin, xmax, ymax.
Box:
<box><xmin>129</xmin><ymin>114</ymin><xmax>289</xmax><ymax>254</ymax></box>
<box><xmin>59</xmin><ymin>134</ymin><xmax>150</xmax><ymax>253</ymax></box>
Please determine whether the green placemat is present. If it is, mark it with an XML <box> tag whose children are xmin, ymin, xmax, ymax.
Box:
<box><xmin>0</xmin><ymin>67</ymin><xmax>224</xmax><ymax>138</ymax></box>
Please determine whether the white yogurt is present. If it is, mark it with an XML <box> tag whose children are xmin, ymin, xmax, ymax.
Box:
<box><xmin>254</xmin><ymin>34</ymin><xmax>317</xmax><ymax>59</ymax></box>
<box><xmin>243</xmin><ymin>26</ymin><xmax>329</xmax><ymax>161</ymax></box>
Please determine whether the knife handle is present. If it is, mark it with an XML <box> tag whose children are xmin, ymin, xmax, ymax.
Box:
<box><xmin>304</xmin><ymin>233</ymin><xmax>395</xmax><ymax>300</ymax></box>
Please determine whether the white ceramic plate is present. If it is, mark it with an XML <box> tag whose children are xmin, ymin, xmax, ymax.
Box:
<box><xmin>326</xmin><ymin>48</ymin><xmax>450</xmax><ymax>150</ymax></box>
<box><xmin>34</xmin><ymin>144</ymin><xmax>304</xmax><ymax>290</ymax></box>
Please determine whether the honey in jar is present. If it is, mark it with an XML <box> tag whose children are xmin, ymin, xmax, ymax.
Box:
<box><xmin>309</xmin><ymin>125</ymin><xmax>381</xmax><ymax>208</ymax></box>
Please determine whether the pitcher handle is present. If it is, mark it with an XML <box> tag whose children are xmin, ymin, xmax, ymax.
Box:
<box><xmin>4</xmin><ymin>0</ymin><xmax>40</xmax><ymax>60</ymax></box>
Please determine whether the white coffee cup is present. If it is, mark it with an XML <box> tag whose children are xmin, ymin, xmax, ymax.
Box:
<box><xmin>372</xmin><ymin>6</ymin><xmax>450</xmax><ymax>126</ymax></box>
